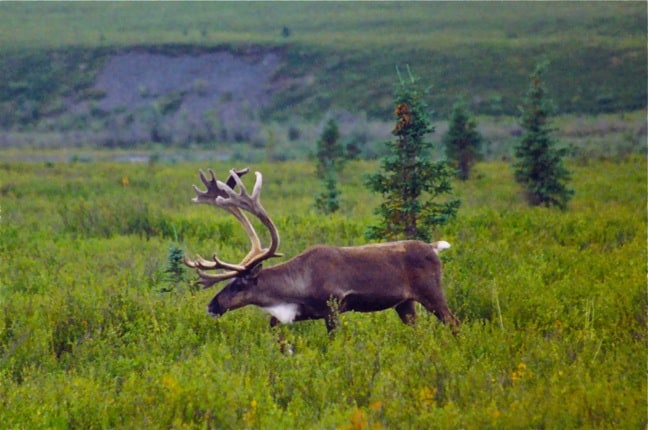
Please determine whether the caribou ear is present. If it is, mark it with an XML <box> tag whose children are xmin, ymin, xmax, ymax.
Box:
<box><xmin>249</xmin><ymin>264</ymin><xmax>263</xmax><ymax>278</ymax></box>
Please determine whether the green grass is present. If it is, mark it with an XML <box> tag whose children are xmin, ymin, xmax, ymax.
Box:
<box><xmin>0</xmin><ymin>157</ymin><xmax>645</xmax><ymax>428</ymax></box>
<box><xmin>1</xmin><ymin>2</ymin><xmax>644</xmax><ymax>51</ymax></box>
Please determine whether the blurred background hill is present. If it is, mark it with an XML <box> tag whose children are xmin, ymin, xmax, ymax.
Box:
<box><xmin>0</xmin><ymin>2</ymin><xmax>645</xmax><ymax>157</ymax></box>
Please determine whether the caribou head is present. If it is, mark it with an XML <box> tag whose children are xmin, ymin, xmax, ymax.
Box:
<box><xmin>185</xmin><ymin>167</ymin><xmax>459</xmax><ymax>333</ymax></box>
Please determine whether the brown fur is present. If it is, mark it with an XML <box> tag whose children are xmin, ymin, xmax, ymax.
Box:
<box><xmin>207</xmin><ymin>240</ymin><xmax>459</xmax><ymax>333</ymax></box>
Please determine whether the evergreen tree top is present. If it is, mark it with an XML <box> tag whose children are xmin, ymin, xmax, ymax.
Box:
<box><xmin>392</xmin><ymin>77</ymin><xmax>434</xmax><ymax>141</ymax></box>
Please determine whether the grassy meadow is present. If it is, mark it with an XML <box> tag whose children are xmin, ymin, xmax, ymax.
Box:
<box><xmin>0</xmin><ymin>156</ymin><xmax>645</xmax><ymax>428</ymax></box>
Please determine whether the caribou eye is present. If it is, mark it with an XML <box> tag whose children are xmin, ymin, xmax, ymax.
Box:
<box><xmin>230</xmin><ymin>281</ymin><xmax>245</xmax><ymax>292</ymax></box>
<box><xmin>232</xmin><ymin>275</ymin><xmax>257</xmax><ymax>291</ymax></box>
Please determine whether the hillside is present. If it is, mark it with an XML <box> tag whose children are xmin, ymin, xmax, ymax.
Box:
<box><xmin>0</xmin><ymin>2</ymin><xmax>645</xmax><ymax>150</ymax></box>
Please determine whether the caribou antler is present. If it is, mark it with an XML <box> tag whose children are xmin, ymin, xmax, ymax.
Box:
<box><xmin>184</xmin><ymin>168</ymin><xmax>282</xmax><ymax>288</ymax></box>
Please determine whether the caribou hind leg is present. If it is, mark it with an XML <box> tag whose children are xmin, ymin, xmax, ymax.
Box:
<box><xmin>419</xmin><ymin>296</ymin><xmax>460</xmax><ymax>334</ymax></box>
<box><xmin>415</xmin><ymin>278</ymin><xmax>460</xmax><ymax>333</ymax></box>
<box><xmin>395</xmin><ymin>300</ymin><xmax>417</xmax><ymax>325</ymax></box>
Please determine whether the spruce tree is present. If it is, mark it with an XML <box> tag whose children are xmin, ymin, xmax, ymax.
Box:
<box><xmin>161</xmin><ymin>244</ymin><xmax>190</xmax><ymax>293</ymax></box>
<box><xmin>513</xmin><ymin>62</ymin><xmax>573</xmax><ymax>209</ymax></box>
<box><xmin>315</xmin><ymin>118</ymin><xmax>344</xmax><ymax>178</ymax></box>
<box><xmin>442</xmin><ymin>100</ymin><xmax>483</xmax><ymax>180</ymax></box>
<box><xmin>365</xmin><ymin>75</ymin><xmax>460</xmax><ymax>242</ymax></box>
<box><xmin>314</xmin><ymin>118</ymin><xmax>344</xmax><ymax>213</ymax></box>
<box><xmin>314</xmin><ymin>170</ymin><xmax>341</xmax><ymax>214</ymax></box>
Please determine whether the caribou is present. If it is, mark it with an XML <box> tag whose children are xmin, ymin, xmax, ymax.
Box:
<box><xmin>184</xmin><ymin>167</ymin><xmax>459</xmax><ymax>333</ymax></box>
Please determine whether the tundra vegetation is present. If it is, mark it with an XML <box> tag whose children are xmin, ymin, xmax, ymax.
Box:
<box><xmin>0</xmin><ymin>156</ymin><xmax>645</xmax><ymax>428</ymax></box>
<box><xmin>0</xmin><ymin>2</ymin><xmax>645</xmax><ymax>429</ymax></box>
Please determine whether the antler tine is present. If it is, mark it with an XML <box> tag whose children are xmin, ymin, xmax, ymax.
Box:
<box><xmin>214</xmin><ymin>169</ymin><xmax>256</xmax><ymax>213</ymax></box>
<box><xmin>196</xmin><ymin>269</ymin><xmax>241</xmax><ymax>289</ymax></box>
<box><xmin>184</xmin><ymin>253</ymin><xmax>245</xmax><ymax>288</ymax></box>
<box><xmin>192</xmin><ymin>169</ymin><xmax>217</xmax><ymax>201</ymax></box>
<box><xmin>192</xmin><ymin>168</ymin><xmax>250</xmax><ymax>204</ymax></box>
<box><xmin>183</xmin><ymin>254</ymin><xmax>203</xmax><ymax>269</ymax></box>
<box><xmin>251</xmin><ymin>171</ymin><xmax>263</xmax><ymax>201</ymax></box>
<box><xmin>200</xmin><ymin>168</ymin><xmax>216</xmax><ymax>188</ymax></box>
<box><xmin>225</xmin><ymin>167</ymin><xmax>250</xmax><ymax>189</ymax></box>
<box><xmin>184</xmin><ymin>254</ymin><xmax>244</xmax><ymax>271</ymax></box>
<box><xmin>185</xmin><ymin>167</ymin><xmax>281</xmax><ymax>287</ymax></box>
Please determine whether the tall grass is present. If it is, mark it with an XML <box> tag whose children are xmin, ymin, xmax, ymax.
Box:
<box><xmin>0</xmin><ymin>158</ymin><xmax>645</xmax><ymax>428</ymax></box>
